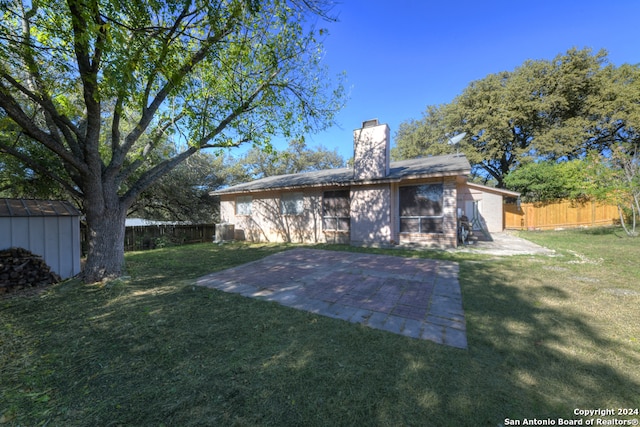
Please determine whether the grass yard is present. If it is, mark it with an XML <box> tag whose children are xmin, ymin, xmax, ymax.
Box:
<box><xmin>1</xmin><ymin>229</ymin><xmax>639</xmax><ymax>426</ymax></box>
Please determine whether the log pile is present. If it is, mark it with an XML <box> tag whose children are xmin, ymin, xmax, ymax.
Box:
<box><xmin>0</xmin><ymin>248</ymin><xmax>61</xmax><ymax>294</ymax></box>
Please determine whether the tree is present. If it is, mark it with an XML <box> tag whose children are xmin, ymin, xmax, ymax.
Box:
<box><xmin>503</xmin><ymin>160</ymin><xmax>587</xmax><ymax>202</ymax></box>
<box><xmin>391</xmin><ymin>105</ymin><xmax>451</xmax><ymax>160</ymax></box>
<box><xmin>0</xmin><ymin>0</ymin><xmax>345</xmax><ymax>282</ymax></box>
<box><xmin>130</xmin><ymin>152</ymin><xmax>223</xmax><ymax>223</ymax></box>
<box><xmin>232</xmin><ymin>138</ymin><xmax>344</xmax><ymax>181</ymax></box>
<box><xmin>393</xmin><ymin>48</ymin><xmax>621</xmax><ymax>187</ymax></box>
<box><xmin>585</xmin><ymin>144</ymin><xmax>640</xmax><ymax>237</ymax></box>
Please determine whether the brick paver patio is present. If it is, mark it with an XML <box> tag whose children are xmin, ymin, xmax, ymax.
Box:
<box><xmin>196</xmin><ymin>248</ymin><xmax>467</xmax><ymax>349</ymax></box>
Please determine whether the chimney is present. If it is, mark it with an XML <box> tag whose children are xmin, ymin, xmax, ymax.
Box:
<box><xmin>353</xmin><ymin>119</ymin><xmax>390</xmax><ymax>180</ymax></box>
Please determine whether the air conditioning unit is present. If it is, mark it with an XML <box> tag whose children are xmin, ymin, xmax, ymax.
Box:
<box><xmin>215</xmin><ymin>223</ymin><xmax>235</xmax><ymax>242</ymax></box>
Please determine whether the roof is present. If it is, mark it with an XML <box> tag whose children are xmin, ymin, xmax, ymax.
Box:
<box><xmin>212</xmin><ymin>154</ymin><xmax>471</xmax><ymax>195</ymax></box>
<box><xmin>466</xmin><ymin>182</ymin><xmax>521</xmax><ymax>197</ymax></box>
<box><xmin>0</xmin><ymin>199</ymin><xmax>81</xmax><ymax>217</ymax></box>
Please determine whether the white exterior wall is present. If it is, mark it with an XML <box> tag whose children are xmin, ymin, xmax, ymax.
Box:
<box><xmin>349</xmin><ymin>184</ymin><xmax>391</xmax><ymax>246</ymax></box>
<box><xmin>0</xmin><ymin>215</ymin><xmax>81</xmax><ymax>279</ymax></box>
<box><xmin>456</xmin><ymin>183</ymin><xmax>506</xmax><ymax>233</ymax></box>
<box><xmin>478</xmin><ymin>191</ymin><xmax>503</xmax><ymax>232</ymax></box>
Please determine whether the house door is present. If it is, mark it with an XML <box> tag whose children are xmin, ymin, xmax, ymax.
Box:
<box><xmin>464</xmin><ymin>200</ymin><xmax>484</xmax><ymax>231</ymax></box>
<box><xmin>322</xmin><ymin>190</ymin><xmax>350</xmax><ymax>243</ymax></box>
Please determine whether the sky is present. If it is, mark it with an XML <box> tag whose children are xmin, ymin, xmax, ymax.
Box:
<box><xmin>276</xmin><ymin>0</ymin><xmax>640</xmax><ymax>161</ymax></box>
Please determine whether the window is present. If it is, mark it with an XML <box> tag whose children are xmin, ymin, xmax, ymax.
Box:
<box><xmin>399</xmin><ymin>184</ymin><xmax>444</xmax><ymax>233</ymax></box>
<box><xmin>281</xmin><ymin>192</ymin><xmax>304</xmax><ymax>215</ymax></box>
<box><xmin>322</xmin><ymin>190</ymin><xmax>350</xmax><ymax>231</ymax></box>
<box><xmin>236</xmin><ymin>195</ymin><xmax>252</xmax><ymax>216</ymax></box>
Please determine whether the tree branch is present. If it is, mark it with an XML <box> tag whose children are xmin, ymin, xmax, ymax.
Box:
<box><xmin>0</xmin><ymin>81</ymin><xmax>88</xmax><ymax>174</ymax></box>
<box><xmin>109</xmin><ymin>10</ymin><xmax>239</xmax><ymax>179</ymax></box>
<box><xmin>0</xmin><ymin>143</ymin><xmax>83</xmax><ymax>198</ymax></box>
<box><xmin>66</xmin><ymin>0</ymin><xmax>104</xmax><ymax>174</ymax></box>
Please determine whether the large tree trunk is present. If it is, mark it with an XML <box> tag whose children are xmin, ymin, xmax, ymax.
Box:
<box><xmin>82</xmin><ymin>195</ymin><xmax>128</xmax><ymax>283</ymax></box>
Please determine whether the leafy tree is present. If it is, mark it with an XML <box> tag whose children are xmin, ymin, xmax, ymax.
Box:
<box><xmin>503</xmin><ymin>160</ymin><xmax>587</xmax><ymax>202</ymax></box>
<box><xmin>232</xmin><ymin>138</ymin><xmax>344</xmax><ymax>181</ymax></box>
<box><xmin>393</xmin><ymin>48</ymin><xmax>629</xmax><ymax>187</ymax></box>
<box><xmin>585</xmin><ymin>144</ymin><xmax>640</xmax><ymax>237</ymax></box>
<box><xmin>0</xmin><ymin>0</ymin><xmax>345</xmax><ymax>282</ymax></box>
<box><xmin>392</xmin><ymin>105</ymin><xmax>452</xmax><ymax>160</ymax></box>
<box><xmin>130</xmin><ymin>152</ymin><xmax>223</xmax><ymax>223</ymax></box>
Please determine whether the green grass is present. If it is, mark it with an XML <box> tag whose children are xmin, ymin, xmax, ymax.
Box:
<box><xmin>1</xmin><ymin>230</ymin><xmax>639</xmax><ymax>426</ymax></box>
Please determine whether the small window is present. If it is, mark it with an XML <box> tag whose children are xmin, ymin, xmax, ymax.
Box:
<box><xmin>236</xmin><ymin>195</ymin><xmax>252</xmax><ymax>216</ymax></box>
<box><xmin>281</xmin><ymin>192</ymin><xmax>304</xmax><ymax>215</ymax></box>
<box><xmin>399</xmin><ymin>184</ymin><xmax>444</xmax><ymax>234</ymax></box>
<box><xmin>323</xmin><ymin>190</ymin><xmax>350</xmax><ymax>231</ymax></box>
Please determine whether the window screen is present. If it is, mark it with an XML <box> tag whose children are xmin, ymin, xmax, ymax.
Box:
<box><xmin>399</xmin><ymin>184</ymin><xmax>444</xmax><ymax>233</ymax></box>
<box><xmin>322</xmin><ymin>190</ymin><xmax>350</xmax><ymax>231</ymax></box>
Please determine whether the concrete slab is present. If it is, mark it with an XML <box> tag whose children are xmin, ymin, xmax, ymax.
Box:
<box><xmin>453</xmin><ymin>231</ymin><xmax>555</xmax><ymax>256</ymax></box>
<box><xmin>197</xmin><ymin>248</ymin><xmax>467</xmax><ymax>349</ymax></box>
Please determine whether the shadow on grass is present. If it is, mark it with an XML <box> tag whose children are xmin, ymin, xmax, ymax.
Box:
<box><xmin>2</xmin><ymin>244</ymin><xmax>638</xmax><ymax>426</ymax></box>
<box><xmin>458</xmin><ymin>260</ymin><xmax>639</xmax><ymax>418</ymax></box>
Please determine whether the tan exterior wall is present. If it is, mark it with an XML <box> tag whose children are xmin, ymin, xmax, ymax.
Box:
<box><xmin>219</xmin><ymin>177</ymin><xmax>469</xmax><ymax>248</ymax></box>
<box><xmin>219</xmin><ymin>189</ymin><xmax>326</xmax><ymax>243</ymax></box>
<box><xmin>353</xmin><ymin>122</ymin><xmax>390</xmax><ymax>180</ymax></box>
<box><xmin>349</xmin><ymin>185</ymin><xmax>392</xmax><ymax>246</ymax></box>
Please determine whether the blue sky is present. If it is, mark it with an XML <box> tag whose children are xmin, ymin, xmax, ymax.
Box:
<box><xmin>283</xmin><ymin>0</ymin><xmax>640</xmax><ymax>161</ymax></box>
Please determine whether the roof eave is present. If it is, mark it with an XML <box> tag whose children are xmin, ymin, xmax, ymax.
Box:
<box><xmin>211</xmin><ymin>168</ymin><xmax>471</xmax><ymax>196</ymax></box>
<box><xmin>466</xmin><ymin>182</ymin><xmax>521</xmax><ymax>197</ymax></box>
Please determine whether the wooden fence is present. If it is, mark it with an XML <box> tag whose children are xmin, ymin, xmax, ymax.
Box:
<box><xmin>123</xmin><ymin>224</ymin><xmax>216</xmax><ymax>251</ymax></box>
<box><xmin>504</xmin><ymin>200</ymin><xmax>619</xmax><ymax>230</ymax></box>
<box><xmin>81</xmin><ymin>224</ymin><xmax>216</xmax><ymax>253</ymax></box>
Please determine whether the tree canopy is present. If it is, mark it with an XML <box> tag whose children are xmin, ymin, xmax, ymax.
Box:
<box><xmin>217</xmin><ymin>138</ymin><xmax>345</xmax><ymax>185</ymax></box>
<box><xmin>392</xmin><ymin>48</ymin><xmax>640</xmax><ymax>188</ymax></box>
<box><xmin>0</xmin><ymin>0</ymin><xmax>345</xmax><ymax>282</ymax></box>
<box><xmin>502</xmin><ymin>160</ymin><xmax>587</xmax><ymax>202</ymax></box>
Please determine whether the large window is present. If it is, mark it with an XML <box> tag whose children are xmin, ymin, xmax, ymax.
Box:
<box><xmin>322</xmin><ymin>190</ymin><xmax>350</xmax><ymax>231</ymax></box>
<box><xmin>236</xmin><ymin>195</ymin><xmax>252</xmax><ymax>216</ymax></box>
<box><xmin>399</xmin><ymin>184</ymin><xmax>443</xmax><ymax>233</ymax></box>
<box><xmin>281</xmin><ymin>192</ymin><xmax>304</xmax><ymax>215</ymax></box>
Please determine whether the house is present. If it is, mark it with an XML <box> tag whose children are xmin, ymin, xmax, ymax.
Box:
<box><xmin>0</xmin><ymin>198</ymin><xmax>82</xmax><ymax>279</ymax></box>
<box><xmin>212</xmin><ymin>120</ymin><xmax>519</xmax><ymax>248</ymax></box>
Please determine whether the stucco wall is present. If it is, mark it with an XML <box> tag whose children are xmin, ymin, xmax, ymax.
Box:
<box><xmin>353</xmin><ymin>123</ymin><xmax>390</xmax><ymax>180</ymax></box>
<box><xmin>349</xmin><ymin>185</ymin><xmax>391</xmax><ymax>246</ymax></box>
<box><xmin>219</xmin><ymin>189</ymin><xmax>326</xmax><ymax>243</ymax></box>
<box><xmin>219</xmin><ymin>177</ymin><xmax>465</xmax><ymax>248</ymax></box>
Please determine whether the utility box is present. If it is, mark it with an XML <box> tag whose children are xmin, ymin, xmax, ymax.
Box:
<box><xmin>215</xmin><ymin>223</ymin><xmax>235</xmax><ymax>242</ymax></box>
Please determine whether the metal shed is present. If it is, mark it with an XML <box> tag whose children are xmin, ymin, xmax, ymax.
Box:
<box><xmin>0</xmin><ymin>199</ymin><xmax>81</xmax><ymax>279</ymax></box>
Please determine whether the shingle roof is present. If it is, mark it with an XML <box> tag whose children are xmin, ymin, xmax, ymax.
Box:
<box><xmin>0</xmin><ymin>199</ymin><xmax>81</xmax><ymax>217</ymax></box>
<box><xmin>212</xmin><ymin>154</ymin><xmax>471</xmax><ymax>195</ymax></box>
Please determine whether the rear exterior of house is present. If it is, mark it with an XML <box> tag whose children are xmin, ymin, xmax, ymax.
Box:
<box><xmin>214</xmin><ymin>120</ymin><xmax>518</xmax><ymax>248</ymax></box>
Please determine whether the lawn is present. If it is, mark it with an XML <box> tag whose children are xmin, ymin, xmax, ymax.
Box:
<box><xmin>1</xmin><ymin>229</ymin><xmax>638</xmax><ymax>426</ymax></box>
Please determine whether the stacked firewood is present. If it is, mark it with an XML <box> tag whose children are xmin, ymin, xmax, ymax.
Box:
<box><xmin>0</xmin><ymin>248</ymin><xmax>61</xmax><ymax>294</ymax></box>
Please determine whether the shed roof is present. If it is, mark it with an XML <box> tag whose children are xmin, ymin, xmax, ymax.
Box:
<box><xmin>0</xmin><ymin>199</ymin><xmax>81</xmax><ymax>217</ymax></box>
<box><xmin>212</xmin><ymin>154</ymin><xmax>471</xmax><ymax>195</ymax></box>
